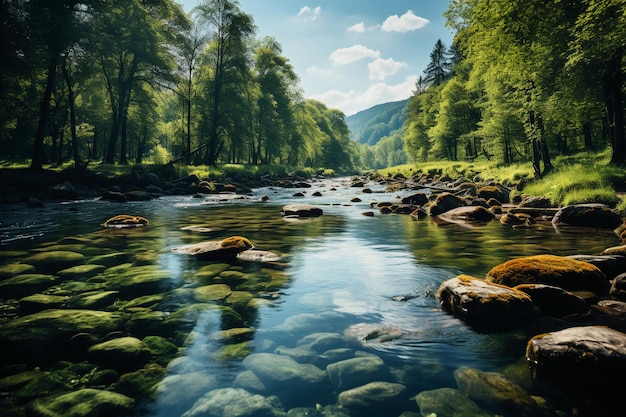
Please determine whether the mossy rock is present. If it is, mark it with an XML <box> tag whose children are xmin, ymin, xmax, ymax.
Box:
<box><xmin>19</xmin><ymin>294</ymin><xmax>69</xmax><ymax>314</ymax></box>
<box><xmin>57</xmin><ymin>264</ymin><xmax>106</xmax><ymax>279</ymax></box>
<box><xmin>436</xmin><ymin>275</ymin><xmax>536</xmax><ymax>331</ymax></box>
<box><xmin>486</xmin><ymin>254</ymin><xmax>610</xmax><ymax>296</ymax></box>
<box><xmin>22</xmin><ymin>251</ymin><xmax>85</xmax><ymax>273</ymax></box>
<box><xmin>0</xmin><ymin>309</ymin><xmax>123</xmax><ymax>364</ymax></box>
<box><xmin>552</xmin><ymin>204</ymin><xmax>624</xmax><ymax>229</ymax></box>
<box><xmin>173</xmin><ymin>236</ymin><xmax>254</xmax><ymax>260</ymax></box>
<box><xmin>104</xmin><ymin>266</ymin><xmax>173</xmax><ymax>298</ymax></box>
<box><xmin>87</xmin><ymin>336</ymin><xmax>154</xmax><ymax>373</ymax></box>
<box><xmin>87</xmin><ymin>252</ymin><xmax>128</xmax><ymax>267</ymax></box>
<box><xmin>117</xmin><ymin>365</ymin><xmax>165</xmax><ymax>399</ymax></box>
<box><xmin>27</xmin><ymin>388</ymin><xmax>134</xmax><ymax>417</ymax></box>
<box><xmin>213</xmin><ymin>341</ymin><xmax>254</xmax><ymax>362</ymax></box>
<box><xmin>0</xmin><ymin>273</ymin><xmax>59</xmax><ymax>298</ymax></box>
<box><xmin>477</xmin><ymin>185</ymin><xmax>509</xmax><ymax>203</ymax></box>
<box><xmin>66</xmin><ymin>290</ymin><xmax>120</xmax><ymax>309</ymax></box>
<box><xmin>0</xmin><ymin>262</ymin><xmax>35</xmax><ymax>279</ymax></box>
<box><xmin>427</xmin><ymin>192</ymin><xmax>466</xmax><ymax>216</ymax></box>
<box><xmin>102</xmin><ymin>214</ymin><xmax>149</xmax><ymax>228</ymax></box>
<box><xmin>193</xmin><ymin>284</ymin><xmax>232</xmax><ymax>302</ymax></box>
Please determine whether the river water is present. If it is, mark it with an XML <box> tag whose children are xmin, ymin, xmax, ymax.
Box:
<box><xmin>0</xmin><ymin>176</ymin><xmax>621</xmax><ymax>417</ymax></box>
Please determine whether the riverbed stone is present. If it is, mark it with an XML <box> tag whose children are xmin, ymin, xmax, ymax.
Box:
<box><xmin>426</xmin><ymin>192</ymin><xmax>466</xmax><ymax>216</ymax></box>
<box><xmin>337</xmin><ymin>381</ymin><xmax>408</xmax><ymax>414</ymax></box>
<box><xmin>500</xmin><ymin>212</ymin><xmax>535</xmax><ymax>227</ymax></box>
<box><xmin>486</xmin><ymin>254</ymin><xmax>610</xmax><ymax>296</ymax></box>
<box><xmin>0</xmin><ymin>309</ymin><xmax>123</xmax><ymax>363</ymax></box>
<box><xmin>326</xmin><ymin>355</ymin><xmax>393</xmax><ymax>391</ymax></box>
<box><xmin>281</xmin><ymin>204</ymin><xmax>323</xmax><ymax>218</ymax></box>
<box><xmin>0</xmin><ymin>273</ymin><xmax>59</xmax><ymax>298</ymax></box>
<box><xmin>297</xmin><ymin>332</ymin><xmax>346</xmax><ymax>353</ymax></box>
<box><xmin>87</xmin><ymin>252</ymin><xmax>128</xmax><ymax>267</ymax></box>
<box><xmin>57</xmin><ymin>264</ymin><xmax>106</xmax><ymax>279</ymax></box>
<box><xmin>173</xmin><ymin>236</ymin><xmax>254</xmax><ymax>260</ymax></box>
<box><xmin>552</xmin><ymin>203</ymin><xmax>624</xmax><ymax>229</ymax></box>
<box><xmin>182</xmin><ymin>388</ymin><xmax>285</xmax><ymax>417</ymax></box>
<box><xmin>194</xmin><ymin>284</ymin><xmax>232</xmax><ymax>302</ymax></box>
<box><xmin>27</xmin><ymin>388</ymin><xmax>134</xmax><ymax>417</ymax></box>
<box><xmin>0</xmin><ymin>262</ymin><xmax>35</xmax><ymax>279</ymax></box>
<box><xmin>454</xmin><ymin>366</ymin><xmax>547</xmax><ymax>417</ymax></box>
<box><xmin>243</xmin><ymin>353</ymin><xmax>328</xmax><ymax>407</ymax></box>
<box><xmin>18</xmin><ymin>294</ymin><xmax>69</xmax><ymax>313</ymax></box>
<box><xmin>104</xmin><ymin>266</ymin><xmax>173</xmax><ymax>298</ymax></box>
<box><xmin>526</xmin><ymin>326</ymin><xmax>626</xmax><ymax>393</ymax></box>
<box><xmin>155</xmin><ymin>371</ymin><xmax>219</xmax><ymax>410</ymax></box>
<box><xmin>567</xmin><ymin>253</ymin><xmax>626</xmax><ymax>280</ymax></box>
<box><xmin>22</xmin><ymin>251</ymin><xmax>85</xmax><ymax>273</ymax></box>
<box><xmin>610</xmin><ymin>272</ymin><xmax>626</xmax><ymax>300</ymax></box>
<box><xmin>66</xmin><ymin>290</ymin><xmax>120</xmax><ymax>310</ymax></box>
<box><xmin>514</xmin><ymin>284</ymin><xmax>588</xmax><ymax>317</ymax></box>
<box><xmin>87</xmin><ymin>336</ymin><xmax>153</xmax><ymax>373</ymax></box>
<box><xmin>436</xmin><ymin>205</ymin><xmax>495</xmax><ymax>225</ymax></box>
<box><xmin>436</xmin><ymin>275</ymin><xmax>536</xmax><ymax>331</ymax></box>
<box><xmin>414</xmin><ymin>387</ymin><xmax>491</xmax><ymax>417</ymax></box>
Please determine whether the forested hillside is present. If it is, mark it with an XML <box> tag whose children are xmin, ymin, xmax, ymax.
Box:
<box><xmin>346</xmin><ymin>99</ymin><xmax>408</xmax><ymax>146</ymax></box>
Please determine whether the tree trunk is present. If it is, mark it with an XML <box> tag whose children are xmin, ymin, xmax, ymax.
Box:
<box><xmin>62</xmin><ymin>60</ymin><xmax>82</xmax><ymax>168</ymax></box>
<box><xmin>583</xmin><ymin>121</ymin><xmax>593</xmax><ymax>149</ymax></box>
<box><xmin>31</xmin><ymin>54</ymin><xmax>59</xmax><ymax>170</ymax></box>
<box><xmin>606</xmin><ymin>55</ymin><xmax>626</xmax><ymax>164</ymax></box>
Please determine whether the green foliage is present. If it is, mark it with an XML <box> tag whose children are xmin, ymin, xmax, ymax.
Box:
<box><xmin>148</xmin><ymin>145</ymin><xmax>172</xmax><ymax>166</ymax></box>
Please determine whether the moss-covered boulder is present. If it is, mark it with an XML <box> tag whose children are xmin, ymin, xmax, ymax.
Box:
<box><xmin>499</xmin><ymin>212</ymin><xmax>535</xmax><ymax>227</ymax></box>
<box><xmin>104</xmin><ymin>266</ymin><xmax>173</xmax><ymax>298</ymax></box>
<box><xmin>0</xmin><ymin>273</ymin><xmax>59</xmax><ymax>298</ymax></box>
<box><xmin>415</xmin><ymin>387</ymin><xmax>491</xmax><ymax>417</ymax></box>
<box><xmin>27</xmin><ymin>388</ymin><xmax>134</xmax><ymax>417</ymax></box>
<box><xmin>66</xmin><ymin>290</ymin><xmax>120</xmax><ymax>310</ymax></box>
<box><xmin>193</xmin><ymin>284</ymin><xmax>232</xmax><ymax>302</ymax></box>
<box><xmin>173</xmin><ymin>236</ymin><xmax>254</xmax><ymax>260</ymax></box>
<box><xmin>57</xmin><ymin>264</ymin><xmax>106</xmax><ymax>279</ymax></box>
<box><xmin>486</xmin><ymin>254</ymin><xmax>610</xmax><ymax>296</ymax></box>
<box><xmin>337</xmin><ymin>381</ymin><xmax>408</xmax><ymax>415</ymax></box>
<box><xmin>454</xmin><ymin>366</ymin><xmax>548</xmax><ymax>417</ymax></box>
<box><xmin>22</xmin><ymin>251</ymin><xmax>85</xmax><ymax>273</ymax></box>
<box><xmin>0</xmin><ymin>262</ymin><xmax>35</xmax><ymax>279</ymax></box>
<box><xmin>477</xmin><ymin>184</ymin><xmax>510</xmax><ymax>203</ymax></box>
<box><xmin>552</xmin><ymin>204</ymin><xmax>624</xmax><ymax>229</ymax></box>
<box><xmin>436</xmin><ymin>275</ymin><xmax>537</xmax><ymax>331</ymax></box>
<box><xmin>87</xmin><ymin>336</ymin><xmax>153</xmax><ymax>373</ymax></box>
<box><xmin>18</xmin><ymin>294</ymin><xmax>69</xmax><ymax>314</ymax></box>
<box><xmin>0</xmin><ymin>309</ymin><xmax>123</xmax><ymax>364</ymax></box>
<box><xmin>102</xmin><ymin>214</ymin><xmax>149</xmax><ymax>228</ymax></box>
<box><xmin>426</xmin><ymin>192</ymin><xmax>466</xmax><ymax>216</ymax></box>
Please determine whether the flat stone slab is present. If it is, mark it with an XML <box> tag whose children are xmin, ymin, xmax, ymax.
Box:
<box><xmin>281</xmin><ymin>204</ymin><xmax>323</xmax><ymax>218</ymax></box>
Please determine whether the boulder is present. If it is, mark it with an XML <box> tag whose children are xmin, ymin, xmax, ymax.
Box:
<box><xmin>436</xmin><ymin>275</ymin><xmax>536</xmax><ymax>331</ymax></box>
<box><xmin>281</xmin><ymin>204</ymin><xmax>323</xmax><ymax>218</ymax></box>
<box><xmin>552</xmin><ymin>204</ymin><xmax>624</xmax><ymax>229</ymax></box>
<box><xmin>22</xmin><ymin>251</ymin><xmax>85</xmax><ymax>273</ymax></box>
<box><xmin>337</xmin><ymin>382</ymin><xmax>408</xmax><ymax>414</ymax></box>
<box><xmin>415</xmin><ymin>387</ymin><xmax>491</xmax><ymax>417</ymax></box>
<box><xmin>172</xmin><ymin>236</ymin><xmax>254</xmax><ymax>260</ymax></box>
<box><xmin>28</xmin><ymin>388</ymin><xmax>134</xmax><ymax>417</ymax></box>
<box><xmin>486</xmin><ymin>254</ymin><xmax>610</xmax><ymax>296</ymax></box>
<box><xmin>454</xmin><ymin>366</ymin><xmax>550</xmax><ymax>417</ymax></box>
<box><xmin>426</xmin><ymin>192</ymin><xmax>466</xmax><ymax>216</ymax></box>
<box><xmin>499</xmin><ymin>212</ymin><xmax>535</xmax><ymax>227</ymax></box>
<box><xmin>436</xmin><ymin>206</ymin><xmax>494</xmax><ymax>225</ymax></box>
<box><xmin>610</xmin><ymin>272</ymin><xmax>626</xmax><ymax>301</ymax></box>
<box><xmin>87</xmin><ymin>336</ymin><xmax>153</xmax><ymax>373</ymax></box>
<box><xmin>476</xmin><ymin>184</ymin><xmax>509</xmax><ymax>203</ymax></box>
<box><xmin>514</xmin><ymin>284</ymin><xmax>588</xmax><ymax>317</ymax></box>
<box><xmin>102</xmin><ymin>214</ymin><xmax>149</xmax><ymax>228</ymax></box>
<box><xmin>0</xmin><ymin>309</ymin><xmax>123</xmax><ymax>363</ymax></box>
<box><xmin>326</xmin><ymin>356</ymin><xmax>393</xmax><ymax>391</ymax></box>
<box><xmin>401</xmin><ymin>192</ymin><xmax>428</xmax><ymax>206</ymax></box>
<box><xmin>526</xmin><ymin>326</ymin><xmax>626</xmax><ymax>392</ymax></box>
<box><xmin>0</xmin><ymin>273</ymin><xmax>59</xmax><ymax>298</ymax></box>
<box><xmin>18</xmin><ymin>294</ymin><xmax>69</xmax><ymax>314</ymax></box>
<box><xmin>182</xmin><ymin>388</ymin><xmax>285</xmax><ymax>417</ymax></box>
<box><xmin>567</xmin><ymin>254</ymin><xmax>626</xmax><ymax>280</ymax></box>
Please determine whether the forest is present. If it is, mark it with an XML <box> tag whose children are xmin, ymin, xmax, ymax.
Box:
<box><xmin>403</xmin><ymin>0</ymin><xmax>626</xmax><ymax>177</ymax></box>
<box><xmin>1</xmin><ymin>0</ymin><xmax>358</xmax><ymax>172</ymax></box>
<box><xmin>1</xmin><ymin>0</ymin><xmax>624</xmax><ymax>176</ymax></box>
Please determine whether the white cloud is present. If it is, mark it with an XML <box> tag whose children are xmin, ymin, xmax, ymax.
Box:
<box><xmin>347</xmin><ymin>22</ymin><xmax>365</xmax><ymax>33</ymax></box>
<box><xmin>306</xmin><ymin>65</ymin><xmax>333</xmax><ymax>77</ymax></box>
<box><xmin>310</xmin><ymin>75</ymin><xmax>418</xmax><ymax>116</ymax></box>
<box><xmin>297</xmin><ymin>6</ymin><xmax>322</xmax><ymax>22</ymax></box>
<box><xmin>382</xmin><ymin>10</ymin><xmax>430</xmax><ymax>33</ymax></box>
<box><xmin>368</xmin><ymin>58</ymin><xmax>408</xmax><ymax>81</ymax></box>
<box><xmin>329</xmin><ymin>44</ymin><xmax>381</xmax><ymax>65</ymax></box>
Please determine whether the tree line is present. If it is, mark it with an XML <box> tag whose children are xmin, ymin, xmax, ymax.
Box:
<box><xmin>1</xmin><ymin>0</ymin><xmax>357</xmax><ymax>172</ymax></box>
<box><xmin>403</xmin><ymin>0</ymin><xmax>625</xmax><ymax>176</ymax></box>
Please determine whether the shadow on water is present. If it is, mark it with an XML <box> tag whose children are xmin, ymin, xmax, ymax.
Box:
<box><xmin>0</xmin><ymin>183</ymin><xmax>622</xmax><ymax>417</ymax></box>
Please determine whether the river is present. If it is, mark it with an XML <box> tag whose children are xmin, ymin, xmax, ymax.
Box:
<box><xmin>0</xmin><ymin>176</ymin><xmax>621</xmax><ymax>417</ymax></box>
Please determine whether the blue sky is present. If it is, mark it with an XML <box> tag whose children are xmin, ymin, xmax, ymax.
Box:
<box><xmin>180</xmin><ymin>1</ymin><xmax>454</xmax><ymax>115</ymax></box>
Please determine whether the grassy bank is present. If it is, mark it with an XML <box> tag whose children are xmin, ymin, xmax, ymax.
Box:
<box><xmin>378</xmin><ymin>150</ymin><xmax>626</xmax><ymax>215</ymax></box>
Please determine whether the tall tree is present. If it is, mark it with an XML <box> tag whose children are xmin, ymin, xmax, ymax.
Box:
<box><xmin>195</xmin><ymin>0</ymin><xmax>256</xmax><ymax>165</ymax></box>
<box><xmin>423</xmin><ymin>39</ymin><xmax>452</xmax><ymax>87</ymax></box>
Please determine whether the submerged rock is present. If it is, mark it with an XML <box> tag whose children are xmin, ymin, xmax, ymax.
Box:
<box><xmin>22</xmin><ymin>251</ymin><xmax>85</xmax><ymax>273</ymax></box>
<box><xmin>173</xmin><ymin>236</ymin><xmax>254</xmax><ymax>260</ymax></box>
<box><xmin>87</xmin><ymin>336</ymin><xmax>154</xmax><ymax>373</ymax></box>
<box><xmin>337</xmin><ymin>381</ymin><xmax>408</xmax><ymax>414</ymax></box>
<box><xmin>281</xmin><ymin>204</ymin><xmax>323</xmax><ymax>218</ymax></box>
<box><xmin>0</xmin><ymin>273</ymin><xmax>59</xmax><ymax>298</ymax></box>
<box><xmin>28</xmin><ymin>388</ymin><xmax>134</xmax><ymax>417</ymax></box>
<box><xmin>326</xmin><ymin>356</ymin><xmax>393</xmax><ymax>391</ymax></box>
<box><xmin>552</xmin><ymin>204</ymin><xmax>624</xmax><ymax>229</ymax></box>
<box><xmin>182</xmin><ymin>387</ymin><xmax>285</xmax><ymax>417</ymax></box>
<box><xmin>415</xmin><ymin>387</ymin><xmax>491</xmax><ymax>417</ymax></box>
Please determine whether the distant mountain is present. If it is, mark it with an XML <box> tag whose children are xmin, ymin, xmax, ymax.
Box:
<box><xmin>346</xmin><ymin>98</ymin><xmax>409</xmax><ymax>146</ymax></box>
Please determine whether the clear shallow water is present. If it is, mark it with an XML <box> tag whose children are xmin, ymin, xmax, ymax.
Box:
<box><xmin>0</xmin><ymin>177</ymin><xmax>622</xmax><ymax>417</ymax></box>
